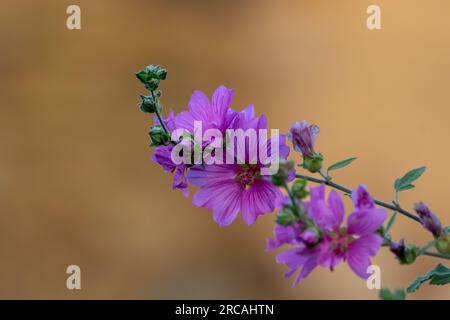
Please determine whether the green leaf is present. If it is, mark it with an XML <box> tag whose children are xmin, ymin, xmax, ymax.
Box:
<box><xmin>406</xmin><ymin>263</ymin><xmax>450</xmax><ymax>293</ymax></box>
<box><xmin>326</xmin><ymin>157</ymin><xmax>357</xmax><ymax>176</ymax></box>
<box><xmin>379</xmin><ymin>288</ymin><xmax>406</xmax><ymax>300</ymax></box>
<box><xmin>394</xmin><ymin>166</ymin><xmax>426</xmax><ymax>192</ymax></box>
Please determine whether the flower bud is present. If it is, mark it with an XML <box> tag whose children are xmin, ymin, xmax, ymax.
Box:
<box><xmin>136</xmin><ymin>65</ymin><xmax>167</xmax><ymax>90</ymax></box>
<box><xmin>436</xmin><ymin>232</ymin><xmax>450</xmax><ymax>255</ymax></box>
<box><xmin>275</xmin><ymin>206</ymin><xmax>296</xmax><ymax>226</ymax></box>
<box><xmin>149</xmin><ymin>125</ymin><xmax>170</xmax><ymax>146</ymax></box>
<box><xmin>139</xmin><ymin>95</ymin><xmax>159</xmax><ymax>113</ymax></box>
<box><xmin>390</xmin><ymin>239</ymin><xmax>418</xmax><ymax>265</ymax></box>
<box><xmin>302</xmin><ymin>153</ymin><xmax>323</xmax><ymax>173</ymax></box>
<box><xmin>414</xmin><ymin>202</ymin><xmax>442</xmax><ymax>238</ymax></box>
<box><xmin>301</xmin><ymin>228</ymin><xmax>320</xmax><ymax>247</ymax></box>
<box><xmin>292</xmin><ymin>179</ymin><xmax>309</xmax><ymax>199</ymax></box>
<box><xmin>288</xmin><ymin>121</ymin><xmax>319</xmax><ymax>157</ymax></box>
<box><xmin>271</xmin><ymin>160</ymin><xmax>295</xmax><ymax>186</ymax></box>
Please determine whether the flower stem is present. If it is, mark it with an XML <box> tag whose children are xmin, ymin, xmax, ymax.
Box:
<box><xmin>295</xmin><ymin>174</ymin><xmax>420</xmax><ymax>223</ymax></box>
<box><xmin>385</xmin><ymin>191</ymin><xmax>399</xmax><ymax>233</ymax></box>
<box><xmin>151</xmin><ymin>90</ymin><xmax>170</xmax><ymax>135</ymax></box>
<box><xmin>283</xmin><ymin>182</ymin><xmax>299</xmax><ymax>217</ymax></box>
<box><xmin>422</xmin><ymin>251</ymin><xmax>450</xmax><ymax>260</ymax></box>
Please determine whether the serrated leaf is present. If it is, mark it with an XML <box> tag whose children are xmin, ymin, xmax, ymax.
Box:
<box><xmin>407</xmin><ymin>263</ymin><xmax>450</xmax><ymax>293</ymax></box>
<box><xmin>379</xmin><ymin>288</ymin><xmax>406</xmax><ymax>300</ymax></box>
<box><xmin>394</xmin><ymin>166</ymin><xmax>426</xmax><ymax>192</ymax></box>
<box><xmin>327</xmin><ymin>157</ymin><xmax>357</xmax><ymax>175</ymax></box>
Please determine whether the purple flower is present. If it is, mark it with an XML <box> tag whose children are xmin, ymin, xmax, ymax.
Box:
<box><xmin>275</xmin><ymin>184</ymin><xmax>386</xmax><ymax>286</ymax></box>
<box><xmin>187</xmin><ymin>106</ymin><xmax>290</xmax><ymax>227</ymax></box>
<box><xmin>151</xmin><ymin>111</ymin><xmax>190</xmax><ymax>197</ymax></box>
<box><xmin>414</xmin><ymin>202</ymin><xmax>442</xmax><ymax>238</ymax></box>
<box><xmin>288</xmin><ymin>121</ymin><xmax>319</xmax><ymax>157</ymax></box>
<box><xmin>266</xmin><ymin>223</ymin><xmax>303</xmax><ymax>251</ymax></box>
<box><xmin>151</xmin><ymin>86</ymin><xmax>237</xmax><ymax>196</ymax></box>
<box><xmin>174</xmin><ymin>85</ymin><xmax>237</xmax><ymax>134</ymax></box>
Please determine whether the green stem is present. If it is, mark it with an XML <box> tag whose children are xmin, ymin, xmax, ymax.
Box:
<box><xmin>422</xmin><ymin>251</ymin><xmax>450</xmax><ymax>260</ymax></box>
<box><xmin>418</xmin><ymin>239</ymin><xmax>438</xmax><ymax>256</ymax></box>
<box><xmin>283</xmin><ymin>182</ymin><xmax>299</xmax><ymax>218</ymax></box>
<box><xmin>385</xmin><ymin>191</ymin><xmax>399</xmax><ymax>233</ymax></box>
<box><xmin>151</xmin><ymin>90</ymin><xmax>169</xmax><ymax>135</ymax></box>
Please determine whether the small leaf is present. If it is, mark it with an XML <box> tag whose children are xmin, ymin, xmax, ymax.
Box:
<box><xmin>407</xmin><ymin>263</ymin><xmax>450</xmax><ymax>293</ymax></box>
<box><xmin>379</xmin><ymin>288</ymin><xmax>406</xmax><ymax>300</ymax></box>
<box><xmin>327</xmin><ymin>157</ymin><xmax>357</xmax><ymax>175</ymax></box>
<box><xmin>394</xmin><ymin>166</ymin><xmax>426</xmax><ymax>192</ymax></box>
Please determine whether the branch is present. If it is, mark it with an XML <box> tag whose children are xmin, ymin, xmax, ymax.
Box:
<box><xmin>295</xmin><ymin>174</ymin><xmax>420</xmax><ymax>223</ymax></box>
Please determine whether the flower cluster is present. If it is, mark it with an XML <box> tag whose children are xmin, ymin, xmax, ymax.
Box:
<box><xmin>136</xmin><ymin>65</ymin><xmax>449</xmax><ymax>295</ymax></box>
<box><xmin>268</xmin><ymin>184</ymin><xmax>386</xmax><ymax>286</ymax></box>
<box><xmin>137</xmin><ymin>65</ymin><xmax>290</xmax><ymax>227</ymax></box>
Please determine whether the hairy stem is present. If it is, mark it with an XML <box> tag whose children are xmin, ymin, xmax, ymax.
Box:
<box><xmin>151</xmin><ymin>90</ymin><xmax>170</xmax><ymax>135</ymax></box>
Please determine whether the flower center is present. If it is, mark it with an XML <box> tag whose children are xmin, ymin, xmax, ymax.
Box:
<box><xmin>235</xmin><ymin>164</ymin><xmax>260</xmax><ymax>189</ymax></box>
<box><xmin>329</xmin><ymin>227</ymin><xmax>354</xmax><ymax>255</ymax></box>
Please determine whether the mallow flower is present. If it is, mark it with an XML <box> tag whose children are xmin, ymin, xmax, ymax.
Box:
<box><xmin>151</xmin><ymin>86</ymin><xmax>237</xmax><ymax>196</ymax></box>
<box><xmin>187</xmin><ymin>105</ymin><xmax>290</xmax><ymax>227</ymax></box>
<box><xmin>273</xmin><ymin>184</ymin><xmax>387</xmax><ymax>286</ymax></box>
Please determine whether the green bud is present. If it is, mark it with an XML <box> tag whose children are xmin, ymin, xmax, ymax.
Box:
<box><xmin>436</xmin><ymin>232</ymin><xmax>450</xmax><ymax>255</ymax></box>
<box><xmin>271</xmin><ymin>160</ymin><xmax>295</xmax><ymax>186</ymax></box>
<box><xmin>136</xmin><ymin>65</ymin><xmax>167</xmax><ymax>90</ymax></box>
<box><xmin>139</xmin><ymin>95</ymin><xmax>159</xmax><ymax>113</ymax></box>
<box><xmin>390</xmin><ymin>239</ymin><xmax>418</xmax><ymax>265</ymax></box>
<box><xmin>275</xmin><ymin>206</ymin><xmax>296</xmax><ymax>226</ymax></box>
<box><xmin>292</xmin><ymin>179</ymin><xmax>309</xmax><ymax>199</ymax></box>
<box><xmin>303</xmin><ymin>153</ymin><xmax>323</xmax><ymax>173</ymax></box>
<box><xmin>149</xmin><ymin>125</ymin><xmax>170</xmax><ymax>147</ymax></box>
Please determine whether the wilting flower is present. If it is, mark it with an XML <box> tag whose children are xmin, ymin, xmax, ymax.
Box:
<box><xmin>288</xmin><ymin>121</ymin><xmax>322</xmax><ymax>173</ymax></box>
<box><xmin>274</xmin><ymin>184</ymin><xmax>386</xmax><ymax>286</ymax></box>
<box><xmin>390</xmin><ymin>239</ymin><xmax>418</xmax><ymax>265</ymax></box>
<box><xmin>414</xmin><ymin>202</ymin><xmax>442</xmax><ymax>238</ymax></box>
<box><xmin>188</xmin><ymin>106</ymin><xmax>290</xmax><ymax>227</ymax></box>
<box><xmin>288</xmin><ymin>121</ymin><xmax>319</xmax><ymax>157</ymax></box>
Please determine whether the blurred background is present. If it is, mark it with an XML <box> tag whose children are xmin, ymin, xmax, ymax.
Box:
<box><xmin>0</xmin><ymin>0</ymin><xmax>449</xmax><ymax>299</ymax></box>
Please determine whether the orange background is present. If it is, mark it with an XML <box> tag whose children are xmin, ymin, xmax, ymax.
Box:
<box><xmin>0</xmin><ymin>0</ymin><xmax>449</xmax><ymax>299</ymax></box>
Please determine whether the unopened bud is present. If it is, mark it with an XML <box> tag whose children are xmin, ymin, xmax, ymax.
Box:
<box><xmin>149</xmin><ymin>125</ymin><xmax>170</xmax><ymax>147</ymax></box>
<box><xmin>302</xmin><ymin>153</ymin><xmax>323</xmax><ymax>173</ymax></box>
<box><xmin>390</xmin><ymin>239</ymin><xmax>418</xmax><ymax>265</ymax></box>
<box><xmin>414</xmin><ymin>202</ymin><xmax>442</xmax><ymax>238</ymax></box>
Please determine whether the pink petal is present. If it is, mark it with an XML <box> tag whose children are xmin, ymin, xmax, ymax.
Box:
<box><xmin>187</xmin><ymin>165</ymin><xmax>238</xmax><ymax>187</ymax></box>
<box><xmin>310</xmin><ymin>184</ymin><xmax>325</xmax><ymax>202</ymax></box>
<box><xmin>310</xmin><ymin>199</ymin><xmax>338</xmax><ymax>230</ymax></box>
<box><xmin>211</xmin><ymin>85</ymin><xmax>234</xmax><ymax>121</ymax></box>
<box><xmin>317</xmin><ymin>247</ymin><xmax>344</xmax><ymax>271</ymax></box>
<box><xmin>327</xmin><ymin>189</ymin><xmax>345</xmax><ymax>228</ymax></box>
<box><xmin>241</xmin><ymin>180</ymin><xmax>281</xmax><ymax>225</ymax></box>
<box><xmin>191</xmin><ymin>180</ymin><xmax>242</xmax><ymax>227</ymax></box>
<box><xmin>347</xmin><ymin>234</ymin><xmax>383</xmax><ymax>279</ymax></box>
<box><xmin>188</xmin><ymin>90</ymin><xmax>210</xmax><ymax>121</ymax></box>
<box><xmin>351</xmin><ymin>184</ymin><xmax>375</xmax><ymax>210</ymax></box>
<box><xmin>347</xmin><ymin>208</ymin><xmax>387</xmax><ymax>236</ymax></box>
